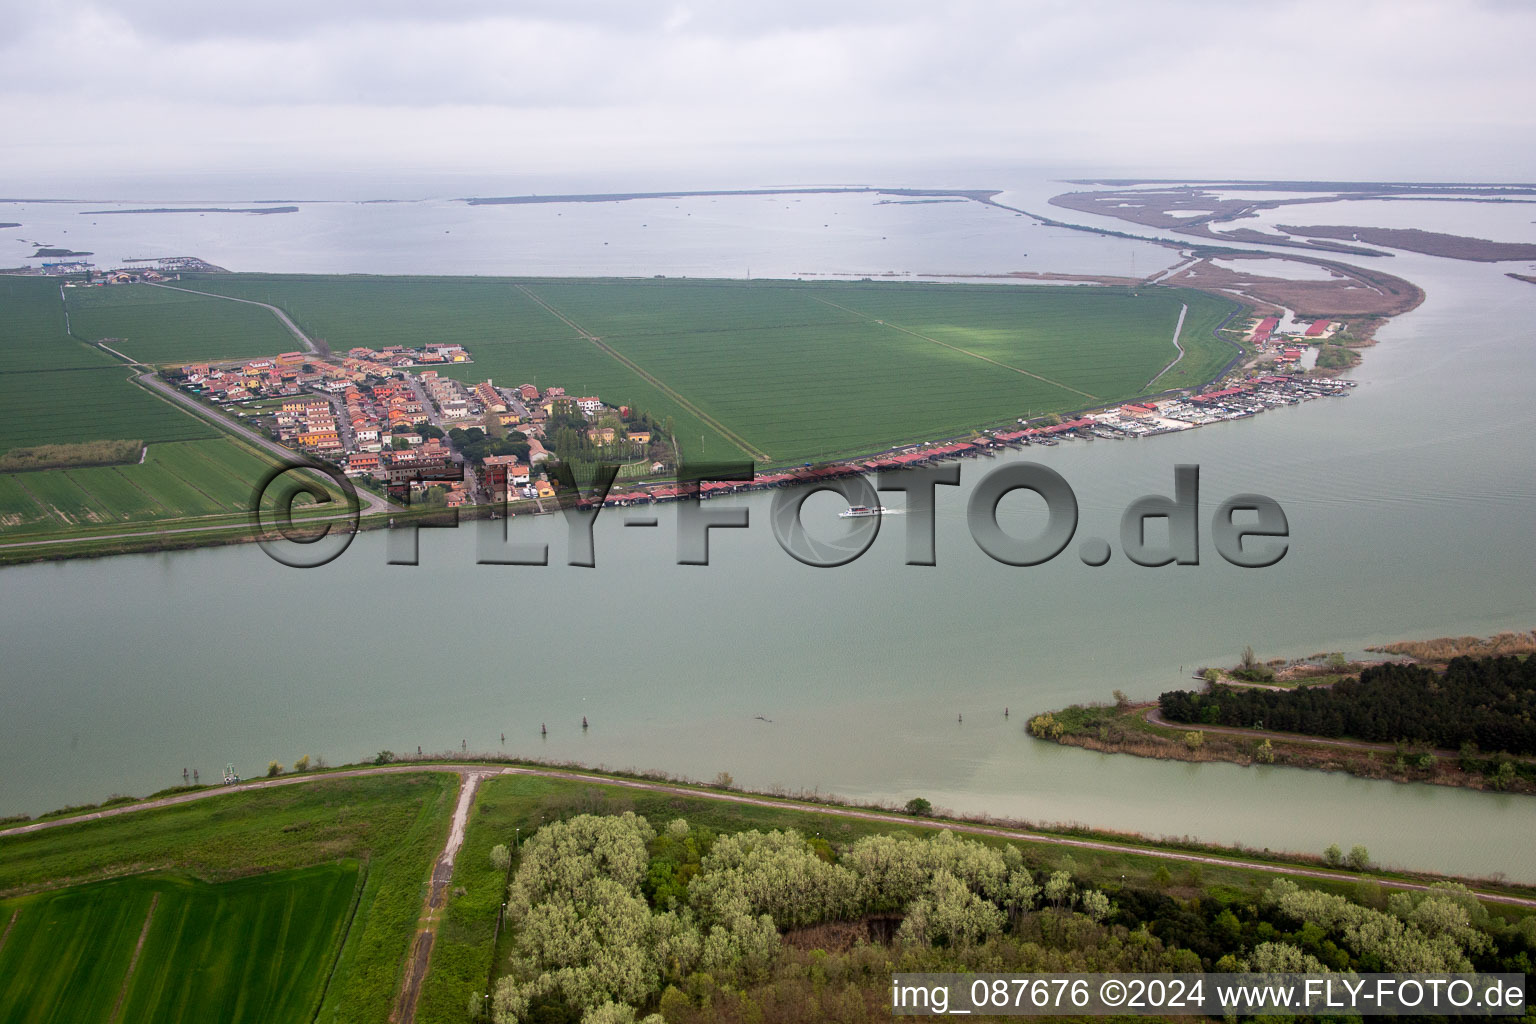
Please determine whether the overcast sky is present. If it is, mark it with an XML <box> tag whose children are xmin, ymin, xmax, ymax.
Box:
<box><xmin>4</xmin><ymin>0</ymin><xmax>1533</xmax><ymax>194</ymax></box>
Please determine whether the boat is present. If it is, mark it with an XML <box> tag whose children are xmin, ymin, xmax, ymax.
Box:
<box><xmin>838</xmin><ymin>505</ymin><xmax>887</xmax><ymax>518</ymax></box>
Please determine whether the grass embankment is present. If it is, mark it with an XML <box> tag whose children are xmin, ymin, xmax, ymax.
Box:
<box><xmin>9</xmin><ymin>763</ymin><xmax>1536</xmax><ymax>1023</ymax></box>
<box><xmin>0</xmin><ymin>773</ymin><xmax>456</xmax><ymax>1024</ymax></box>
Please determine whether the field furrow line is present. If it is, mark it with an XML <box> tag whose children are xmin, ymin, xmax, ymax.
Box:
<box><xmin>810</xmin><ymin>296</ymin><xmax>1100</xmax><ymax>400</ymax></box>
<box><xmin>176</xmin><ymin>440</ymin><xmax>267</xmax><ymax>501</ymax></box>
<box><xmin>515</xmin><ymin>284</ymin><xmax>771</xmax><ymax>462</ymax></box>
<box><xmin>156</xmin><ymin>456</ymin><xmax>237</xmax><ymax>512</ymax></box>
<box><xmin>109</xmin><ymin>466</ymin><xmax>171</xmax><ymax>514</ymax></box>
<box><xmin>108</xmin><ymin>892</ymin><xmax>159</xmax><ymax>1024</ymax></box>
<box><xmin>0</xmin><ymin>909</ymin><xmax>16</xmax><ymax>958</ymax></box>
<box><xmin>1</xmin><ymin>473</ymin><xmax>52</xmax><ymax>525</ymax></box>
<box><xmin>7</xmin><ymin>474</ymin><xmax>67</xmax><ymax>526</ymax></box>
<box><xmin>60</xmin><ymin>471</ymin><xmax>111</xmax><ymax>524</ymax></box>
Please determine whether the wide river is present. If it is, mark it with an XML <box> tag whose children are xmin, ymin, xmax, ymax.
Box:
<box><xmin>3</xmin><ymin>178</ymin><xmax>1535</xmax><ymax>880</ymax></box>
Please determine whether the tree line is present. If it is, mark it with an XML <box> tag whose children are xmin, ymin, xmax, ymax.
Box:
<box><xmin>1159</xmin><ymin>654</ymin><xmax>1536</xmax><ymax>756</ymax></box>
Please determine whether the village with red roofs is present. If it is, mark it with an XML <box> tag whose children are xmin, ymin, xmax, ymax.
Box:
<box><xmin>168</xmin><ymin>308</ymin><xmax>1355</xmax><ymax>515</ymax></box>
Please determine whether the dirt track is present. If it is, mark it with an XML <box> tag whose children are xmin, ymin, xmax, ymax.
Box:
<box><xmin>392</xmin><ymin>770</ymin><xmax>492</xmax><ymax>1024</ymax></box>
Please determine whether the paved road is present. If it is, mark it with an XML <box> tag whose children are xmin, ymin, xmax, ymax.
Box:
<box><xmin>5</xmin><ymin>762</ymin><xmax>1533</xmax><ymax>908</ymax></box>
<box><xmin>1146</xmin><ymin>302</ymin><xmax>1189</xmax><ymax>387</ymax></box>
<box><xmin>137</xmin><ymin>373</ymin><xmax>392</xmax><ymax>516</ymax></box>
<box><xmin>148</xmin><ymin>282</ymin><xmax>318</xmax><ymax>355</ymax></box>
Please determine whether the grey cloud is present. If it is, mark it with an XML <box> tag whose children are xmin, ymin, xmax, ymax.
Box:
<box><xmin>1</xmin><ymin>0</ymin><xmax>1532</xmax><ymax>184</ymax></box>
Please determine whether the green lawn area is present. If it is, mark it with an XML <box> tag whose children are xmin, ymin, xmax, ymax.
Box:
<box><xmin>0</xmin><ymin>864</ymin><xmax>360</xmax><ymax>1024</ymax></box>
<box><xmin>172</xmin><ymin>275</ymin><xmax>1240</xmax><ymax>464</ymax></box>
<box><xmin>0</xmin><ymin>773</ymin><xmax>456</xmax><ymax>1024</ymax></box>
<box><xmin>64</xmin><ymin>284</ymin><xmax>297</xmax><ymax>366</ymax></box>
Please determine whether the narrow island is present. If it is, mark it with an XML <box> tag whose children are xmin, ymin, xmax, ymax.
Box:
<box><xmin>1028</xmin><ymin>633</ymin><xmax>1536</xmax><ymax>795</ymax></box>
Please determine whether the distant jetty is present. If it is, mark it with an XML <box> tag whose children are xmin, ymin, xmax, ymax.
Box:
<box><xmin>80</xmin><ymin>206</ymin><xmax>299</xmax><ymax>216</ymax></box>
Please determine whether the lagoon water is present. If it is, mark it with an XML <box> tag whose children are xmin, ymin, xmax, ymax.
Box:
<box><xmin>3</xmin><ymin>179</ymin><xmax>1535</xmax><ymax>880</ymax></box>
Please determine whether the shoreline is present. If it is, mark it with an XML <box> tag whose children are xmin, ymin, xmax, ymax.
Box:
<box><xmin>6</xmin><ymin>755</ymin><xmax>1535</xmax><ymax>900</ymax></box>
<box><xmin>0</xmin><ymin>368</ymin><xmax>1354</xmax><ymax>568</ymax></box>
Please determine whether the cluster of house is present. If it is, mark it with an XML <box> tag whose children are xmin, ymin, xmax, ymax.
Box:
<box><xmin>341</xmin><ymin>343</ymin><xmax>469</xmax><ymax>377</ymax></box>
<box><xmin>276</xmin><ymin>398</ymin><xmax>343</xmax><ymax>454</ymax></box>
<box><xmin>59</xmin><ymin>267</ymin><xmax>171</xmax><ymax>284</ymax></box>
<box><xmin>182</xmin><ymin>352</ymin><xmax>317</xmax><ymax>402</ymax></box>
<box><xmin>53</xmin><ymin>258</ymin><xmax>222</xmax><ymax>281</ymax></box>
<box><xmin>174</xmin><ymin>343</ymin><xmax>662</xmax><ymax>514</ymax></box>
<box><xmin>1249</xmin><ymin>315</ymin><xmax>1339</xmax><ymax>369</ymax></box>
<box><xmin>1064</xmin><ymin>375</ymin><xmax>1356</xmax><ymax>439</ymax></box>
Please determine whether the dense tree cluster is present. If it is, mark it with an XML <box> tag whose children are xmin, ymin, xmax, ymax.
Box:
<box><xmin>1159</xmin><ymin>655</ymin><xmax>1536</xmax><ymax>755</ymax></box>
<box><xmin>451</xmin><ymin>426</ymin><xmax>529</xmax><ymax>465</ymax></box>
<box><xmin>491</xmin><ymin>815</ymin><xmax>1103</xmax><ymax>1024</ymax></box>
<box><xmin>487</xmin><ymin>813</ymin><xmax>1536</xmax><ymax>1024</ymax></box>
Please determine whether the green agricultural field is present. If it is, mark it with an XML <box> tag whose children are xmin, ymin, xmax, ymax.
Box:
<box><xmin>0</xmin><ymin>279</ymin><xmax>219</xmax><ymax>458</ymax></box>
<box><xmin>0</xmin><ymin>438</ymin><xmax>323</xmax><ymax>534</ymax></box>
<box><xmin>0</xmin><ymin>435</ymin><xmax>359</xmax><ymax>548</ymax></box>
<box><xmin>0</xmin><ymin>864</ymin><xmax>359</xmax><ymax>1024</ymax></box>
<box><xmin>0</xmin><ymin>277</ymin><xmax>116</xmax><ymax>372</ymax></box>
<box><xmin>0</xmin><ymin>773</ymin><xmax>457</xmax><ymax>1024</ymax></box>
<box><xmin>174</xmin><ymin>274</ymin><xmax>1239</xmax><ymax>464</ymax></box>
<box><xmin>65</xmin><ymin>284</ymin><xmax>298</xmax><ymax>366</ymax></box>
<box><xmin>0</xmin><ymin>368</ymin><xmax>216</xmax><ymax>454</ymax></box>
<box><xmin>0</xmin><ymin>279</ymin><xmax>331</xmax><ymax>545</ymax></box>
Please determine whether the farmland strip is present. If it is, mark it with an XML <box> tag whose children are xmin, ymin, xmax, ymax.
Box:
<box><xmin>153</xmin><ymin>454</ymin><xmax>238</xmax><ymax>511</ymax></box>
<box><xmin>810</xmin><ymin>296</ymin><xmax>1100</xmax><ymax>400</ymax></box>
<box><xmin>176</xmin><ymin>440</ymin><xmax>270</xmax><ymax>501</ymax></box>
<box><xmin>61</xmin><ymin>471</ymin><xmax>111</xmax><ymax>523</ymax></box>
<box><xmin>515</xmin><ymin>284</ymin><xmax>771</xmax><ymax>462</ymax></box>
<box><xmin>107</xmin><ymin>892</ymin><xmax>158</xmax><ymax>1024</ymax></box>
<box><xmin>109</xmin><ymin>467</ymin><xmax>171</xmax><ymax>514</ymax></box>
<box><xmin>8</xmin><ymin>474</ymin><xmax>66</xmax><ymax>525</ymax></box>
<box><xmin>1</xmin><ymin>474</ymin><xmax>52</xmax><ymax>523</ymax></box>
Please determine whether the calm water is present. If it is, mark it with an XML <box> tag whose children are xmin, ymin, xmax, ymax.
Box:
<box><xmin>2</xmin><ymin>182</ymin><xmax>1534</xmax><ymax>880</ymax></box>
